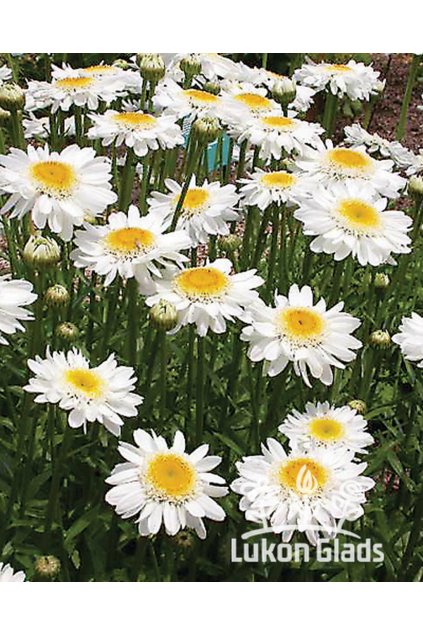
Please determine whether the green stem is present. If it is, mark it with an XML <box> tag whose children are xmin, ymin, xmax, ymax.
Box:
<box><xmin>195</xmin><ymin>336</ymin><xmax>205</xmax><ymax>444</ymax></box>
<box><xmin>396</xmin><ymin>54</ymin><xmax>421</xmax><ymax>141</ymax></box>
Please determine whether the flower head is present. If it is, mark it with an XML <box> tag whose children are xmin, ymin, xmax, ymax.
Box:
<box><xmin>106</xmin><ymin>429</ymin><xmax>228</xmax><ymax>539</ymax></box>
<box><xmin>241</xmin><ymin>284</ymin><xmax>361</xmax><ymax>386</ymax></box>
<box><xmin>0</xmin><ymin>562</ymin><xmax>25</xmax><ymax>582</ymax></box>
<box><xmin>0</xmin><ymin>276</ymin><xmax>36</xmax><ymax>345</ymax></box>
<box><xmin>392</xmin><ymin>312</ymin><xmax>423</xmax><ymax>368</ymax></box>
<box><xmin>25</xmin><ymin>348</ymin><xmax>143</xmax><ymax>436</ymax></box>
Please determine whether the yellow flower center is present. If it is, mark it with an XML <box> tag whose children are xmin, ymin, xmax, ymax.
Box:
<box><xmin>30</xmin><ymin>160</ymin><xmax>77</xmax><ymax>197</ymax></box>
<box><xmin>326</xmin><ymin>64</ymin><xmax>351</xmax><ymax>73</ymax></box>
<box><xmin>309</xmin><ymin>417</ymin><xmax>345</xmax><ymax>442</ymax></box>
<box><xmin>337</xmin><ymin>199</ymin><xmax>381</xmax><ymax>230</ymax></box>
<box><xmin>104</xmin><ymin>227</ymin><xmax>155</xmax><ymax>255</ymax></box>
<box><xmin>83</xmin><ymin>65</ymin><xmax>115</xmax><ymax>75</ymax></box>
<box><xmin>64</xmin><ymin>368</ymin><xmax>104</xmax><ymax>399</ymax></box>
<box><xmin>234</xmin><ymin>93</ymin><xmax>272</xmax><ymax>111</ymax></box>
<box><xmin>146</xmin><ymin>453</ymin><xmax>196</xmax><ymax>499</ymax></box>
<box><xmin>278</xmin><ymin>458</ymin><xmax>328</xmax><ymax>494</ymax></box>
<box><xmin>175</xmin><ymin>267</ymin><xmax>229</xmax><ymax>300</ymax></box>
<box><xmin>55</xmin><ymin>77</ymin><xmax>94</xmax><ymax>90</ymax></box>
<box><xmin>327</xmin><ymin>148</ymin><xmax>372</xmax><ymax>172</ymax></box>
<box><xmin>184</xmin><ymin>89</ymin><xmax>219</xmax><ymax>104</ymax></box>
<box><xmin>261</xmin><ymin>171</ymin><xmax>296</xmax><ymax>188</ymax></box>
<box><xmin>112</xmin><ymin>112</ymin><xmax>156</xmax><ymax>129</ymax></box>
<box><xmin>278</xmin><ymin>307</ymin><xmax>325</xmax><ymax>342</ymax></box>
<box><xmin>177</xmin><ymin>187</ymin><xmax>210</xmax><ymax>214</ymax></box>
<box><xmin>261</xmin><ymin>115</ymin><xmax>295</xmax><ymax>130</ymax></box>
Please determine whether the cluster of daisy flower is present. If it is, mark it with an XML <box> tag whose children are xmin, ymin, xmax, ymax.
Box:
<box><xmin>0</xmin><ymin>52</ymin><xmax>422</xmax><ymax>580</ymax></box>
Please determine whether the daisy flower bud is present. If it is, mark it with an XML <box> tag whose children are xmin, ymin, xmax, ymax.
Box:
<box><xmin>202</xmin><ymin>81</ymin><xmax>221</xmax><ymax>96</ymax></box>
<box><xmin>34</xmin><ymin>555</ymin><xmax>61</xmax><ymax>580</ymax></box>
<box><xmin>192</xmin><ymin>115</ymin><xmax>221</xmax><ymax>144</ymax></box>
<box><xmin>23</xmin><ymin>234</ymin><xmax>61</xmax><ymax>269</ymax></box>
<box><xmin>44</xmin><ymin>284</ymin><xmax>70</xmax><ymax>308</ymax></box>
<box><xmin>408</xmin><ymin>175</ymin><xmax>423</xmax><ymax>201</ymax></box>
<box><xmin>56</xmin><ymin>322</ymin><xmax>79</xmax><ymax>341</ymax></box>
<box><xmin>0</xmin><ymin>83</ymin><xmax>25</xmax><ymax>111</ymax></box>
<box><xmin>180</xmin><ymin>54</ymin><xmax>202</xmax><ymax>79</ymax></box>
<box><xmin>137</xmin><ymin>54</ymin><xmax>165</xmax><ymax>83</ymax></box>
<box><xmin>217</xmin><ymin>234</ymin><xmax>242</xmax><ymax>254</ymax></box>
<box><xmin>173</xmin><ymin>530</ymin><xmax>195</xmax><ymax>549</ymax></box>
<box><xmin>369</xmin><ymin>329</ymin><xmax>391</xmax><ymax>348</ymax></box>
<box><xmin>348</xmin><ymin>399</ymin><xmax>367</xmax><ymax>415</ymax></box>
<box><xmin>113</xmin><ymin>59</ymin><xmax>130</xmax><ymax>70</ymax></box>
<box><xmin>0</xmin><ymin>107</ymin><xmax>11</xmax><ymax>125</ymax></box>
<box><xmin>149</xmin><ymin>300</ymin><xmax>178</xmax><ymax>332</ymax></box>
<box><xmin>374</xmin><ymin>273</ymin><xmax>390</xmax><ymax>289</ymax></box>
<box><xmin>271</xmin><ymin>77</ymin><xmax>297</xmax><ymax>109</ymax></box>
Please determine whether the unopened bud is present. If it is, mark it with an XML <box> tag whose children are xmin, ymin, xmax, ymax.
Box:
<box><xmin>408</xmin><ymin>175</ymin><xmax>423</xmax><ymax>201</ymax></box>
<box><xmin>348</xmin><ymin>399</ymin><xmax>367</xmax><ymax>415</ymax></box>
<box><xmin>45</xmin><ymin>284</ymin><xmax>70</xmax><ymax>308</ymax></box>
<box><xmin>0</xmin><ymin>83</ymin><xmax>25</xmax><ymax>111</ymax></box>
<box><xmin>202</xmin><ymin>82</ymin><xmax>221</xmax><ymax>96</ymax></box>
<box><xmin>173</xmin><ymin>530</ymin><xmax>194</xmax><ymax>549</ymax></box>
<box><xmin>137</xmin><ymin>54</ymin><xmax>165</xmax><ymax>83</ymax></box>
<box><xmin>369</xmin><ymin>329</ymin><xmax>391</xmax><ymax>348</ymax></box>
<box><xmin>149</xmin><ymin>300</ymin><xmax>178</xmax><ymax>332</ymax></box>
<box><xmin>180</xmin><ymin>54</ymin><xmax>202</xmax><ymax>79</ymax></box>
<box><xmin>192</xmin><ymin>115</ymin><xmax>221</xmax><ymax>144</ymax></box>
<box><xmin>217</xmin><ymin>234</ymin><xmax>242</xmax><ymax>253</ymax></box>
<box><xmin>271</xmin><ymin>77</ymin><xmax>297</xmax><ymax>108</ymax></box>
<box><xmin>113</xmin><ymin>59</ymin><xmax>129</xmax><ymax>70</ymax></box>
<box><xmin>374</xmin><ymin>273</ymin><xmax>390</xmax><ymax>289</ymax></box>
<box><xmin>34</xmin><ymin>555</ymin><xmax>61</xmax><ymax>580</ymax></box>
<box><xmin>56</xmin><ymin>322</ymin><xmax>79</xmax><ymax>341</ymax></box>
<box><xmin>23</xmin><ymin>234</ymin><xmax>61</xmax><ymax>269</ymax></box>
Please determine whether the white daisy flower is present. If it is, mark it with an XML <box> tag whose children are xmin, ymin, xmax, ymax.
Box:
<box><xmin>71</xmin><ymin>205</ymin><xmax>191</xmax><ymax>293</ymax></box>
<box><xmin>0</xmin><ymin>562</ymin><xmax>25</xmax><ymax>582</ymax></box>
<box><xmin>148</xmin><ymin>176</ymin><xmax>240</xmax><ymax>246</ymax></box>
<box><xmin>0</xmin><ymin>65</ymin><xmax>12</xmax><ymax>86</ymax></box>
<box><xmin>145</xmin><ymin>258</ymin><xmax>264</xmax><ymax>337</ymax></box>
<box><xmin>294</xmin><ymin>60</ymin><xmax>381</xmax><ymax>101</ymax></box>
<box><xmin>0</xmin><ymin>144</ymin><xmax>117</xmax><ymax>241</ymax></box>
<box><xmin>241</xmin><ymin>284</ymin><xmax>362</xmax><ymax>386</ymax></box>
<box><xmin>392</xmin><ymin>313</ymin><xmax>423</xmax><ymax>368</ymax></box>
<box><xmin>261</xmin><ymin>71</ymin><xmax>316</xmax><ymax>113</ymax></box>
<box><xmin>344</xmin><ymin>124</ymin><xmax>417</xmax><ymax>172</ymax></box>
<box><xmin>231</xmin><ymin>440</ymin><xmax>375</xmax><ymax>545</ymax></box>
<box><xmin>23</xmin><ymin>113</ymin><xmax>75</xmax><ymax>140</ymax></box>
<box><xmin>238</xmin><ymin>168</ymin><xmax>311</xmax><ymax>211</ymax></box>
<box><xmin>165</xmin><ymin>53</ymin><xmax>238</xmax><ymax>83</ymax></box>
<box><xmin>218</xmin><ymin>84</ymin><xmax>281</xmax><ymax>124</ymax></box>
<box><xmin>294</xmin><ymin>181</ymin><xmax>412</xmax><ymax>266</ymax></box>
<box><xmin>154</xmin><ymin>78</ymin><xmax>222</xmax><ymax>121</ymax></box>
<box><xmin>87</xmin><ymin>109</ymin><xmax>184</xmax><ymax>158</ymax></box>
<box><xmin>232</xmin><ymin>111</ymin><xmax>324</xmax><ymax>160</ymax></box>
<box><xmin>51</xmin><ymin>62</ymin><xmax>141</xmax><ymax>93</ymax></box>
<box><xmin>295</xmin><ymin>140</ymin><xmax>406</xmax><ymax>198</ymax></box>
<box><xmin>24</xmin><ymin>348</ymin><xmax>143</xmax><ymax>436</ymax></box>
<box><xmin>105</xmin><ymin>429</ymin><xmax>228</xmax><ymax>539</ymax></box>
<box><xmin>0</xmin><ymin>276</ymin><xmax>37</xmax><ymax>345</ymax></box>
<box><xmin>406</xmin><ymin>149</ymin><xmax>423</xmax><ymax>176</ymax></box>
<box><xmin>25</xmin><ymin>75</ymin><xmax>123</xmax><ymax>113</ymax></box>
<box><xmin>279</xmin><ymin>401</ymin><xmax>374</xmax><ymax>454</ymax></box>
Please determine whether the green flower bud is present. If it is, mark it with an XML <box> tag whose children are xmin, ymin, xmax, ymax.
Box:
<box><xmin>23</xmin><ymin>234</ymin><xmax>61</xmax><ymax>269</ymax></box>
<box><xmin>369</xmin><ymin>329</ymin><xmax>391</xmax><ymax>348</ymax></box>
<box><xmin>180</xmin><ymin>54</ymin><xmax>202</xmax><ymax>79</ymax></box>
<box><xmin>44</xmin><ymin>284</ymin><xmax>70</xmax><ymax>308</ymax></box>
<box><xmin>192</xmin><ymin>115</ymin><xmax>221</xmax><ymax>144</ymax></box>
<box><xmin>137</xmin><ymin>54</ymin><xmax>165</xmax><ymax>83</ymax></box>
<box><xmin>149</xmin><ymin>300</ymin><xmax>178</xmax><ymax>332</ymax></box>
<box><xmin>56</xmin><ymin>322</ymin><xmax>79</xmax><ymax>341</ymax></box>
<box><xmin>35</xmin><ymin>555</ymin><xmax>61</xmax><ymax>580</ymax></box>
<box><xmin>202</xmin><ymin>81</ymin><xmax>221</xmax><ymax>96</ymax></box>
<box><xmin>0</xmin><ymin>83</ymin><xmax>25</xmax><ymax>111</ymax></box>
<box><xmin>113</xmin><ymin>59</ymin><xmax>129</xmax><ymax>70</ymax></box>
<box><xmin>217</xmin><ymin>234</ymin><xmax>242</xmax><ymax>253</ymax></box>
<box><xmin>271</xmin><ymin>77</ymin><xmax>296</xmax><ymax>108</ymax></box>
<box><xmin>173</xmin><ymin>530</ymin><xmax>194</xmax><ymax>549</ymax></box>
<box><xmin>348</xmin><ymin>399</ymin><xmax>367</xmax><ymax>415</ymax></box>
<box><xmin>374</xmin><ymin>273</ymin><xmax>390</xmax><ymax>289</ymax></box>
<box><xmin>408</xmin><ymin>175</ymin><xmax>423</xmax><ymax>201</ymax></box>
